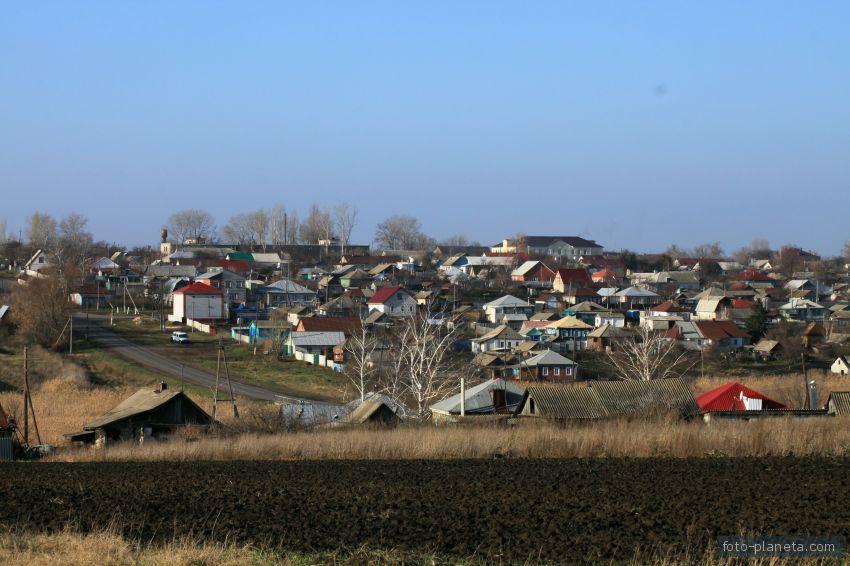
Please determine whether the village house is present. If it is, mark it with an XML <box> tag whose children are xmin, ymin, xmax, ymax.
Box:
<box><xmin>586</xmin><ymin>324</ymin><xmax>630</xmax><ymax>352</ymax></box>
<box><xmin>367</xmin><ymin>285</ymin><xmax>417</xmax><ymax>317</ymax></box>
<box><xmin>254</xmin><ymin>279</ymin><xmax>318</xmax><ymax>309</ymax></box>
<box><xmin>664</xmin><ymin>320</ymin><xmax>750</xmax><ymax>351</ymax></box>
<box><xmin>519</xmin><ymin>350</ymin><xmax>577</xmax><ymax>381</ymax></box>
<box><xmin>778</xmin><ymin>298</ymin><xmax>828</xmax><ymax>321</ymax></box>
<box><xmin>552</xmin><ymin>268</ymin><xmax>593</xmax><ymax>293</ymax></box>
<box><xmin>482</xmin><ymin>295</ymin><xmax>534</xmax><ymax>325</ymax></box>
<box><xmin>614</xmin><ymin>287</ymin><xmax>661</xmax><ymax>309</ymax></box>
<box><xmin>471</xmin><ymin>324</ymin><xmax>524</xmax><ymax>354</ymax></box>
<box><xmin>511</xmin><ymin>260</ymin><xmax>555</xmax><ymax>287</ymax></box>
<box><xmin>696</xmin><ymin>382</ymin><xmax>790</xmax><ymax>412</ymax></box>
<box><xmin>195</xmin><ymin>268</ymin><xmax>247</xmax><ymax>309</ymax></box>
<box><xmin>65</xmin><ymin>383</ymin><xmax>213</xmax><ymax>445</ymax></box>
<box><xmin>543</xmin><ymin>316</ymin><xmax>592</xmax><ymax>352</ymax></box>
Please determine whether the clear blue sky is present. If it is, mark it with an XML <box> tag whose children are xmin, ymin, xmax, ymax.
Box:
<box><xmin>2</xmin><ymin>2</ymin><xmax>849</xmax><ymax>254</ymax></box>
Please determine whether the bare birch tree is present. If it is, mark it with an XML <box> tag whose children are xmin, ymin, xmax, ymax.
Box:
<box><xmin>383</xmin><ymin>308</ymin><xmax>461</xmax><ymax>419</ymax></box>
<box><xmin>27</xmin><ymin>212</ymin><xmax>58</xmax><ymax>251</ymax></box>
<box><xmin>334</xmin><ymin>202</ymin><xmax>358</xmax><ymax>255</ymax></box>
<box><xmin>253</xmin><ymin>210</ymin><xmax>268</xmax><ymax>251</ymax></box>
<box><xmin>606</xmin><ymin>324</ymin><xmax>693</xmax><ymax>381</ymax></box>
<box><xmin>343</xmin><ymin>319</ymin><xmax>380</xmax><ymax>402</ymax></box>
<box><xmin>269</xmin><ymin>204</ymin><xmax>286</xmax><ymax>246</ymax></box>
<box><xmin>300</xmin><ymin>204</ymin><xmax>333</xmax><ymax>244</ymax></box>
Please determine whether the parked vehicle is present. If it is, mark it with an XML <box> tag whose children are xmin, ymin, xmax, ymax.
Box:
<box><xmin>171</xmin><ymin>331</ymin><xmax>190</xmax><ymax>344</ymax></box>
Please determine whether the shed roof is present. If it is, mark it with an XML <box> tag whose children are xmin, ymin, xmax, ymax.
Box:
<box><xmin>828</xmin><ymin>392</ymin><xmax>850</xmax><ymax>416</ymax></box>
<box><xmin>173</xmin><ymin>282</ymin><xmax>223</xmax><ymax>296</ymax></box>
<box><xmin>431</xmin><ymin>378</ymin><xmax>526</xmax><ymax>415</ymax></box>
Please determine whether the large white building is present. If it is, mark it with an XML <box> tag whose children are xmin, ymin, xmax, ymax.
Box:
<box><xmin>170</xmin><ymin>282</ymin><xmax>226</xmax><ymax>322</ymax></box>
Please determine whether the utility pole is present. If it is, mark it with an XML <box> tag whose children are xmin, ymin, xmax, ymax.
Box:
<box><xmin>802</xmin><ymin>352</ymin><xmax>809</xmax><ymax>409</ymax></box>
<box><xmin>460</xmin><ymin>376</ymin><xmax>465</xmax><ymax>417</ymax></box>
<box><xmin>69</xmin><ymin>316</ymin><xmax>73</xmax><ymax>354</ymax></box>
<box><xmin>23</xmin><ymin>347</ymin><xmax>28</xmax><ymax>446</ymax></box>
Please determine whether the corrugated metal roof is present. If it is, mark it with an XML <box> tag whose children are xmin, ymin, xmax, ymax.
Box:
<box><xmin>431</xmin><ymin>378</ymin><xmax>525</xmax><ymax>414</ymax></box>
<box><xmin>483</xmin><ymin>294</ymin><xmax>532</xmax><ymax>308</ymax></box>
<box><xmin>828</xmin><ymin>392</ymin><xmax>850</xmax><ymax>416</ymax></box>
<box><xmin>521</xmin><ymin>386</ymin><xmax>609</xmax><ymax>419</ymax></box>
<box><xmin>591</xmin><ymin>379</ymin><xmax>700</xmax><ymax>417</ymax></box>
<box><xmin>291</xmin><ymin>331</ymin><xmax>345</xmax><ymax>347</ymax></box>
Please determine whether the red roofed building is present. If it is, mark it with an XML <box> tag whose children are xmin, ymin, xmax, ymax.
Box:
<box><xmin>696</xmin><ymin>382</ymin><xmax>790</xmax><ymax>412</ymax></box>
<box><xmin>552</xmin><ymin>268</ymin><xmax>593</xmax><ymax>293</ymax></box>
<box><xmin>591</xmin><ymin>268</ymin><xmax>617</xmax><ymax>283</ymax></box>
<box><xmin>694</xmin><ymin>320</ymin><xmax>750</xmax><ymax>349</ymax></box>
<box><xmin>171</xmin><ymin>282</ymin><xmax>226</xmax><ymax>322</ymax></box>
<box><xmin>367</xmin><ymin>285</ymin><xmax>417</xmax><ymax>317</ymax></box>
<box><xmin>735</xmin><ymin>269</ymin><xmax>773</xmax><ymax>283</ymax></box>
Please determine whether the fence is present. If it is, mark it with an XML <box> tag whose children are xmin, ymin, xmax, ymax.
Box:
<box><xmin>293</xmin><ymin>350</ymin><xmax>343</xmax><ymax>371</ymax></box>
<box><xmin>187</xmin><ymin>319</ymin><xmax>217</xmax><ymax>335</ymax></box>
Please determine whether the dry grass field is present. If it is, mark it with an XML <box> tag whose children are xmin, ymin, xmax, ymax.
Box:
<box><xmin>0</xmin><ymin>528</ymin><xmax>829</xmax><ymax>566</ymax></box>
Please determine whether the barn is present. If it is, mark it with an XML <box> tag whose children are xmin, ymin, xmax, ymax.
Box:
<box><xmin>66</xmin><ymin>383</ymin><xmax>213</xmax><ymax>445</ymax></box>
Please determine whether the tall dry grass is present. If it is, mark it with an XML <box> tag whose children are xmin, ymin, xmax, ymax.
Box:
<box><xmin>0</xmin><ymin>528</ymin><xmax>835</xmax><ymax>566</ymax></box>
<box><xmin>51</xmin><ymin>416</ymin><xmax>850</xmax><ymax>462</ymax></box>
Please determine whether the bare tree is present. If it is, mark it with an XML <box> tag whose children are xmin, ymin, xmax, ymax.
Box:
<box><xmin>664</xmin><ymin>244</ymin><xmax>689</xmax><ymax>259</ymax></box>
<box><xmin>382</xmin><ymin>309</ymin><xmax>461</xmax><ymax>419</ymax></box>
<box><xmin>844</xmin><ymin>239</ymin><xmax>850</xmax><ymax>265</ymax></box>
<box><xmin>691</xmin><ymin>242</ymin><xmax>724</xmax><ymax>259</ymax></box>
<box><xmin>253</xmin><ymin>210</ymin><xmax>268</xmax><ymax>251</ymax></box>
<box><xmin>285</xmin><ymin>208</ymin><xmax>300</xmax><ymax>245</ymax></box>
<box><xmin>221</xmin><ymin>213</ymin><xmax>257</xmax><ymax>247</ymax></box>
<box><xmin>374</xmin><ymin>214</ymin><xmax>432</xmax><ymax>250</ymax></box>
<box><xmin>10</xmin><ymin>275</ymin><xmax>72</xmax><ymax>349</ymax></box>
<box><xmin>0</xmin><ymin>218</ymin><xmax>6</xmax><ymax>244</ymax></box>
<box><xmin>606</xmin><ymin>325</ymin><xmax>693</xmax><ymax>381</ymax></box>
<box><xmin>334</xmin><ymin>202</ymin><xmax>358</xmax><ymax>255</ymax></box>
<box><xmin>27</xmin><ymin>212</ymin><xmax>58</xmax><ymax>251</ymax></box>
<box><xmin>167</xmin><ymin>209</ymin><xmax>216</xmax><ymax>245</ymax></box>
<box><xmin>269</xmin><ymin>204</ymin><xmax>286</xmax><ymax>247</ymax></box>
<box><xmin>56</xmin><ymin>213</ymin><xmax>93</xmax><ymax>274</ymax></box>
<box><xmin>343</xmin><ymin>319</ymin><xmax>380</xmax><ymax>403</ymax></box>
<box><xmin>300</xmin><ymin>204</ymin><xmax>333</xmax><ymax>245</ymax></box>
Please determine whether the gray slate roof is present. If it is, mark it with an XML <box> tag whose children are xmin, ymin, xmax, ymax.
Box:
<box><xmin>431</xmin><ymin>378</ymin><xmax>526</xmax><ymax>415</ymax></box>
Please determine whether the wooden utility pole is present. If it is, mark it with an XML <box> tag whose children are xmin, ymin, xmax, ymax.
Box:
<box><xmin>69</xmin><ymin>316</ymin><xmax>73</xmax><ymax>354</ymax></box>
<box><xmin>802</xmin><ymin>353</ymin><xmax>809</xmax><ymax>409</ymax></box>
<box><xmin>220</xmin><ymin>341</ymin><xmax>239</xmax><ymax>418</ymax></box>
<box><xmin>22</xmin><ymin>347</ymin><xmax>42</xmax><ymax>447</ymax></box>
<box><xmin>23</xmin><ymin>347</ymin><xmax>28</xmax><ymax>445</ymax></box>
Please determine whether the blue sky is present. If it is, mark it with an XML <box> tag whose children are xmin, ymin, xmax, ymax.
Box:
<box><xmin>2</xmin><ymin>2</ymin><xmax>849</xmax><ymax>254</ymax></box>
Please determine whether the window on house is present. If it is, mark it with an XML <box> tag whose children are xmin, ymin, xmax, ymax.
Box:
<box><xmin>566</xmin><ymin>367</ymin><xmax>572</xmax><ymax>375</ymax></box>
<box><xmin>554</xmin><ymin>367</ymin><xmax>560</xmax><ymax>376</ymax></box>
<box><xmin>542</xmin><ymin>367</ymin><xmax>548</xmax><ymax>376</ymax></box>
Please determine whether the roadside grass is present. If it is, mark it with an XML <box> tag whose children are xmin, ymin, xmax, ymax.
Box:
<box><xmin>98</xmin><ymin>316</ymin><xmax>350</xmax><ymax>402</ymax></box>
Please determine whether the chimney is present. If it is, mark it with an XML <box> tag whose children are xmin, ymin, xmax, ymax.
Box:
<box><xmin>159</xmin><ymin>381</ymin><xmax>168</xmax><ymax>393</ymax></box>
<box><xmin>808</xmin><ymin>380</ymin><xmax>817</xmax><ymax>410</ymax></box>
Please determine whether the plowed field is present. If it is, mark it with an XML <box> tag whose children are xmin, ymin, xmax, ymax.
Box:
<box><xmin>1</xmin><ymin>458</ymin><xmax>848</xmax><ymax>562</ymax></box>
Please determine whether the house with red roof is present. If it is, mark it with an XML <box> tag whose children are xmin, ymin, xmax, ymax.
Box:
<box><xmin>170</xmin><ymin>282</ymin><xmax>226</xmax><ymax>323</ymax></box>
<box><xmin>367</xmin><ymin>285</ymin><xmax>417</xmax><ymax>317</ymax></box>
<box><xmin>552</xmin><ymin>268</ymin><xmax>593</xmax><ymax>293</ymax></box>
<box><xmin>511</xmin><ymin>261</ymin><xmax>556</xmax><ymax>287</ymax></box>
<box><xmin>696</xmin><ymin>382</ymin><xmax>790</xmax><ymax>412</ymax></box>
